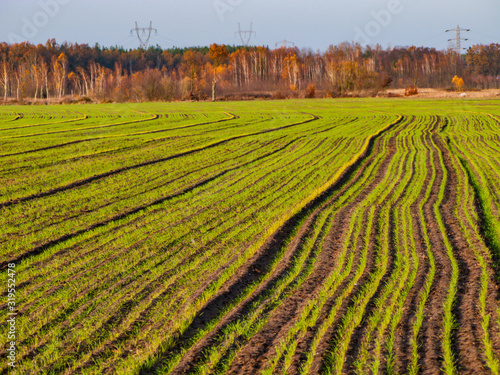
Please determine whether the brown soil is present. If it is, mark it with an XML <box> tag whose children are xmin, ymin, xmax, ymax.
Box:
<box><xmin>393</xmin><ymin>125</ymin><xmax>438</xmax><ymax>371</ymax></box>
<box><xmin>11</xmin><ymin>137</ymin><xmax>310</xmax><ymax>371</ymax></box>
<box><xmin>14</xmin><ymin>113</ymin><xmax>500</xmax><ymax>375</ymax></box>
<box><xmin>165</xmin><ymin>114</ymin><xmax>500</xmax><ymax>375</ymax></box>
<box><xmin>435</xmin><ymin>133</ymin><xmax>500</xmax><ymax>373</ymax></box>
<box><xmin>412</xmin><ymin>120</ymin><xmax>455</xmax><ymax>374</ymax></box>
<box><xmin>167</xmin><ymin>118</ymin><xmax>404</xmax><ymax>375</ymax></box>
<box><xmin>307</xmin><ymin>125</ymin><xmax>406</xmax><ymax>375</ymax></box>
<box><xmin>230</xmin><ymin>139</ymin><xmax>400</xmax><ymax>375</ymax></box>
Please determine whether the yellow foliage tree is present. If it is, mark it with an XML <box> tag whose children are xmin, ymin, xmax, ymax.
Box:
<box><xmin>52</xmin><ymin>52</ymin><xmax>68</xmax><ymax>98</ymax></box>
<box><xmin>282</xmin><ymin>54</ymin><xmax>300</xmax><ymax>90</ymax></box>
<box><xmin>209</xmin><ymin>43</ymin><xmax>229</xmax><ymax>101</ymax></box>
<box><xmin>452</xmin><ymin>75</ymin><xmax>464</xmax><ymax>91</ymax></box>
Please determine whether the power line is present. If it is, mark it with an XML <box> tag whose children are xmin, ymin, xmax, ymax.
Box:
<box><xmin>156</xmin><ymin>34</ymin><xmax>186</xmax><ymax>48</ymax></box>
<box><xmin>468</xmin><ymin>30</ymin><xmax>499</xmax><ymax>42</ymax></box>
<box><xmin>130</xmin><ymin>21</ymin><xmax>158</xmax><ymax>49</ymax></box>
<box><xmin>113</xmin><ymin>35</ymin><xmax>136</xmax><ymax>49</ymax></box>
<box><xmin>446</xmin><ymin>25</ymin><xmax>470</xmax><ymax>54</ymax></box>
<box><xmin>235</xmin><ymin>23</ymin><xmax>256</xmax><ymax>46</ymax></box>
<box><xmin>254</xmin><ymin>36</ymin><xmax>268</xmax><ymax>47</ymax></box>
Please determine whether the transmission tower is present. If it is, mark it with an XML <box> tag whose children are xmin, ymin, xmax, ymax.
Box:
<box><xmin>275</xmin><ymin>39</ymin><xmax>295</xmax><ymax>49</ymax></box>
<box><xmin>235</xmin><ymin>23</ymin><xmax>256</xmax><ymax>46</ymax></box>
<box><xmin>446</xmin><ymin>25</ymin><xmax>470</xmax><ymax>55</ymax></box>
<box><xmin>130</xmin><ymin>21</ymin><xmax>158</xmax><ymax>49</ymax></box>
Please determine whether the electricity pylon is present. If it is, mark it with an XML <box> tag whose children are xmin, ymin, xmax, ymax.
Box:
<box><xmin>130</xmin><ymin>21</ymin><xmax>158</xmax><ymax>49</ymax></box>
<box><xmin>446</xmin><ymin>25</ymin><xmax>470</xmax><ymax>55</ymax></box>
<box><xmin>275</xmin><ymin>39</ymin><xmax>295</xmax><ymax>49</ymax></box>
<box><xmin>235</xmin><ymin>23</ymin><xmax>256</xmax><ymax>46</ymax></box>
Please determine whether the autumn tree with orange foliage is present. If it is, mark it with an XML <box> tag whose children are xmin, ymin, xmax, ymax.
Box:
<box><xmin>282</xmin><ymin>54</ymin><xmax>300</xmax><ymax>90</ymax></box>
<box><xmin>0</xmin><ymin>40</ymin><xmax>498</xmax><ymax>102</ymax></box>
<box><xmin>452</xmin><ymin>75</ymin><xmax>465</xmax><ymax>91</ymax></box>
<box><xmin>209</xmin><ymin>43</ymin><xmax>229</xmax><ymax>101</ymax></box>
<box><xmin>51</xmin><ymin>52</ymin><xmax>68</xmax><ymax>98</ymax></box>
<box><xmin>181</xmin><ymin>49</ymin><xmax>204</xmax><ymax>100</ymax></box>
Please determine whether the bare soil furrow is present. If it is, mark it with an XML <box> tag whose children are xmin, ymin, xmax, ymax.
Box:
<box><xmin>340</xmin><ymin>134</ymin><xmax>416</xmax><ymax>373</ymax></box>
<box><xmin>393</xmin><ymin>128</ymin><xmax>436</xmax><ymax>372</ymax></box>
<box><xmin>414</xmin><ymin>119</ymin><xmax>454</xmax><ymax>375</ymax></box>
<box><xmin>302</xmin><ymin>122</ymin><xmax>408</xmax><ymax>375</ymax></box>
<box><xmin>226</xmin><ymin>153</ymin><xmax>392</xmax><ymax>375</ymax></box>
<box><xmin>158</xmin><ymin>117</ymin><xmax>404</xmax><ymax>375</ymax></box>
<box><xmin>436</xmin><ymin>134</ymin><xmax>500</xmax><ymax>373</ymax></box>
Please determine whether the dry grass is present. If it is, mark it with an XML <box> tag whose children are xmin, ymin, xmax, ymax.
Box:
<box><xmin>381</xmin><ymin>88</ymin><xmax>500</xmax><ymax>99</ymax></box>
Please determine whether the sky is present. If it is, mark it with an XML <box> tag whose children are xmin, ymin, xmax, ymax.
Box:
<box><xmin>0</xmin><ymin>0</ymin><xmax>498</xmax><ymax>52</ymax></box>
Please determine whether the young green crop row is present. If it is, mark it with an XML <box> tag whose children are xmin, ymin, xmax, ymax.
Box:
<box><xmin>1</xmin><ymin>99</ymin><xmax>500</xmax><ymax>374</ymax></box>
<box><xmin>0</xmin><ymin>102</ymin><xmax>391</xmax><ymax>374</ymax></box>
<box><xmin>0</xmin><ymin>112</ymin><xmax>385</xmax><ymax>254</ymax></box>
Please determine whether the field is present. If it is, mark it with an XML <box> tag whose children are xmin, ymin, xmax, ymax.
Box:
<box><xmin>1</xmin><ymin>99</ymin><xmax>500</xmax><ymax>375</ymax></box>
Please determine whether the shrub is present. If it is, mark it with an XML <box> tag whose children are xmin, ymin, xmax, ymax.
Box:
<box><xmin>305</xmin><ymin>84</ymin><xmax>316</xmax><ymax>99</ymax></box>
<box><xmin>404</xmin><ymin>86</ymin><xmax>418</xmax><ymax>96</ymax></box>
<box><xmin>77</xmin><ymin>96</ymin><xmax>93</xmax><ymax>103</ymax></box>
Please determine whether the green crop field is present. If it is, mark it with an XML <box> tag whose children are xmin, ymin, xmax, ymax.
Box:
<box><xmin>1</xmin><ymin>99</ymin><xmax>500</xmax><ymax>374</ymax></box>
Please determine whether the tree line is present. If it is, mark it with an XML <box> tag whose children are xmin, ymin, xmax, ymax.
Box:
<box><xmin>1</xmin><ymin>39</ymin><xmax>499</xmax><ymax>102</ymax></box>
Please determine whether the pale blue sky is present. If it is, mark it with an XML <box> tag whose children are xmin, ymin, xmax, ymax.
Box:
<box><xmin>1</xmin><ymin>0</ymin><xmax>498</xmax><ymax>51</ymax></box>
